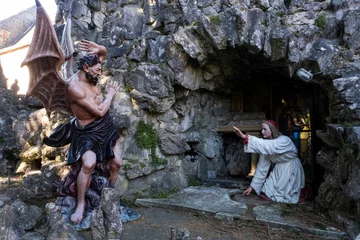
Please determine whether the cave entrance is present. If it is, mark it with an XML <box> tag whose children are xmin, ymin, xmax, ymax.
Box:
<box><xmin>215</xmin><ymin>53</ymin><xmax>328</xmax><ymax>196</ymax></box>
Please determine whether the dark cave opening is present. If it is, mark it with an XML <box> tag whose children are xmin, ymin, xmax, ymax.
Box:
<box><xmin>213</xmin><ymin>48</ymin><xmax>329</xmax><ymax>196</ymax></box>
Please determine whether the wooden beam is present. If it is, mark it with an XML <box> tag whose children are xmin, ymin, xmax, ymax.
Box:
<box><xmin>217</xmin><ymin>125</ymin><xmax>261</xmax><ymax>133</ymax></box>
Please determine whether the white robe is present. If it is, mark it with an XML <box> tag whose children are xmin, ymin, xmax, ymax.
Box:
<box><xmin>245</xmin><ymin>135</ymin><xmax>305</xmax><ymax>203</ymax></box>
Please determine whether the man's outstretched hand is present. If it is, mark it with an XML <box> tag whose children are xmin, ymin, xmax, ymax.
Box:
<box><xmin>77</xmin><ymin>40</ymin><xmax>107</xmax><ymax>56</ymax></box>
<box><xmin>233</xmin><ymin>126</ymin><xmax>246</xmax><ymax>139</ymax></box>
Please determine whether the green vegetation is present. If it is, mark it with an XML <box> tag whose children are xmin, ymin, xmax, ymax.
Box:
<box><xmin>151</xmin><ymin>188</ymin><xmax>178</xmax><ymax>199</ymax></box>
<box><xmin>276</xmin><ymin>12</ymin><xmax>286</xmax><ymax>17</ymax></box>
<box><xmin>193</xmin><ymin>211</ymin><xmax>207</xmax><ymax>219</ymax></box>
<box><xmin>191</xmin><ymin>21</ymin><xmax>199</xmax><ymax>27</ymax></box>
<box><xmin>150</xmin><ymin>155</ymin><xmax>168</xmax><ymax>165</ymax></box>
<box><xmin>315</xmin><ymin>14</ymin><xmax>326</xmax><ymax>30</ymax></box>
<box><xmin>121</xmin><ymin>197</ymin><xmax>137</xmax><ymax>207</ymax></box>
<box><xmin>135</xmin><ymin>120</ymin><xmax>158</xmax><ymax>149</ymax></box>
<box><xmin>209</xmin><ymin>15</ymin><xmax>221</xmax><ymax>25</ymax></box>
<box><xmin>135</xmin><ymin>121</ymin><xmax>168</xmax><ymax>166</ymax></box>
<box><xmin>123</xmin><ymin>163</ymin><xmax>131</xmax><ymax>171</ymax></box>
<box><xmin>188</xmin><ymin>176</ymin><xmax>199</xmax><ymax>186</ymax></box>
<box><xmin>124</xmin><ymin>84</ymin><xmax>133</xmax><ymax>93</ymax></box>
<box><xmin>0</xmin><ymin>138</ymin><xmax>4</xmax><ymax>143</ymax></box>
<box><xmin>133</xmin><ymin>192</ymin><xmax>144</xmax><ymax>199</ymax></box>
<box><xmin>128</xmin><ymin>158</ymin><xmax>137</xmax><ymax>164</ymax></box>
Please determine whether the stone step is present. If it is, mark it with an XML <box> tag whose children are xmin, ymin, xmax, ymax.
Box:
<box><xmin>135</xmin><ymin>186</ymin><xmax>348</xmax><ymax>239</ymax></box>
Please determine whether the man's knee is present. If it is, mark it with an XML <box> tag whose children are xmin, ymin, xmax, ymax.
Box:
<box><xmin>111</xmin><ymin>155</ymin><xmax>122</xmax><ymax>170</ymax></box>
<box><xmin>112</xmin><ymin>141</ymin><xmax>122</xmax><ymax>170</ymax></box>
<box><xmin>81</xmin><ymin>151</ymin><xmax>96</xmax><ymax>173</ymax></box>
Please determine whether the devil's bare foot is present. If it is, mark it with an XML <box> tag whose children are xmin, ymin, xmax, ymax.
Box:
<box><xmin>70</xmin><ymin>203</ymin><xmax>85</xmax><ymax>224</ymax></box>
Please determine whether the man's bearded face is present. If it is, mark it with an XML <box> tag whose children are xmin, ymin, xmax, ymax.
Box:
<box><xmin>85</xmin><ymin>63</ymin><xmax>101</xmax><ymax>86</ymax></box>
<box><xmin>85</xmin><ymin>71</ymin><xmax>99</xmax><ymax>86</ymax></box>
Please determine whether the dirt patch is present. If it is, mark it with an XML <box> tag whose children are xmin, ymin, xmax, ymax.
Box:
<box><xmin>121</xmin><ymin>206</ymin><xmax>345</xmax><ymax>240</ymax></box>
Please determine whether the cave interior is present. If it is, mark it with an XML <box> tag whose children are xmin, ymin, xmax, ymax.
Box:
<box><xmin>214</xmin><ymin>48</ymin><xmax>329</xmax><ymax>196</ymax></box>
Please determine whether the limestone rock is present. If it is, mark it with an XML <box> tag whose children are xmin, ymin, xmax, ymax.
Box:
<box><xmin>91</xmin><ymin>188</ymin><xmax>123</xmax><ymax>240</ymax></box>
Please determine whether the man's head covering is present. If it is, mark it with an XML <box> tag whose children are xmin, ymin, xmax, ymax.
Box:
<box><xmin>262</xmin><ymin>120</ymin><xmax>281</xmax><ymax>138</ymax></box>
<box><xmin>265</xmin><ymin>119</ymin><xmax>277</xmax><ymax>129</ymax></box>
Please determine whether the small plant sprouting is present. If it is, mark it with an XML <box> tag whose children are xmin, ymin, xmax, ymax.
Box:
<box><xmin>124</xmin><ymin>84</ymin><xmax>133</xmax><ymax>93</ymax></box>
<box><xmin>209</xmin><ymin>15</ymin><xmax>221</xmax><ymax>25</ymax></box>
<box><xmin>128</xmin><ymin>159</ymin><xmax>137</xmax><ymax>164</ymax></box>
<box><xmin>123</xmin><ymin>163</ymin><xmax>131</xmax><ymax>171</ymax></box>
<box><xmin>315</xmin><ymin>14</ymin><xmax>326</xmax><ymax>30</ymax></box>
<box><xmin>191</xmin><ymin>21</ymin><xmax>199</xmax><ymax>27</ymax></box>
<box><xmin>188</xmin><ymin>177</ymin><xmax>199</xmax><ymax>186</ymax></box>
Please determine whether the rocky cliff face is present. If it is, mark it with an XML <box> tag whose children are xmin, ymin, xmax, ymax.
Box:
<box><xmin>19</xmin><ymin>0</ymin><xmax>360</xmax><ymax>219</ymax></box>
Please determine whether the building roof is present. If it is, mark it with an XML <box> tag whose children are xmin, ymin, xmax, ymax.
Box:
<box><xmin>0</xmin><ymin>6</ymin><xmax>36</xmax><ymax>50</ymax></box>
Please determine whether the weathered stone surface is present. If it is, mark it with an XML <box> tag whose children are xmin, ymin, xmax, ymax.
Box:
<box><xmin>193</xmin><ymin>139</ymin><xmax>217</xmax><ymax>159</ymax></box>
<box><xmin>122</xmin><ymin>168</ymin><xmax>188</xmax><ymax>199</ymax></box>
<box><xmin>246</xmin><ymin>8</ymin><xmax>266</xmax><ymax>54</ymax></box>
<box><xmin>174</xmin><ymin>27</ymin><xmax>208</xmax><ymax>65</ymax></box>
<box><xmin>120</xmin><ymin>6</ymin><xmax>144</xmax><ymax>40</ymax></box>
<box><xmin>197</xmin><ymin>13</ymin><xmax>227</xmax><ymax>50</ymax></box>
<box><xmin>130</xmin><ymin>89</ymin><xmax>176</xmax><ymax>113</ymax></box>
<box><xmin>315</xmin><ymin>125</ymin><xmax>360</xmax><ymax>211</ymax></box>
<box><xmin>91</xmin><ymin>188</ymin><xmax>123</xmax><ymax>239</ymax></box>
<box><xmin>19</xmin><ymin>232</ymin><xmax>44</xmax><ymax>240</ymax></box>
<box><xmin>343</xmin><ymin>10</ymin><xmax>360</xmax><ymax>52</ymax></box>
<box><xmin>158</xmin><ymin>131</ymin><xmax>190</xmax><ymax>155</ymax></box>
<box><xmin>0</xmin><ymin>195</ymin><xmax>11</xmax><ymax>206</ymax></box>
<box><xmin>270</xmin><ymin>27</ymin><xmax>290</xmax><ymax>62</ymax></box>
<box><xmin>316</xmin><ymin>125</ymin><xmax>344</xmax><ymax>148</ymax></box>
<box><xmin>5</xmin><ymin>187</ymin><xmax>36</xmax><ymax>202</ymax></box>
<box><xmin>11</xmin><ymin>200</ymin><xmax>42</xmax><ymax>231</ymax></box>
<box><xmin>336</xmin><ymin>214</ymin><xmax>360</xmax><ymax>240</ymax></box>
<box><xmin>47</xmin><ymin>217</ymin><xmax>83</xmax><ymax>240</ymax></box>
<box><xmin>0</xmin><ymin>201</ymin><xmax>42</xmax><ymax>239</ymax></box>
<box><xmin>125</xmin><ymin>161</ymin><xmax>157</xmax><ymax>180</ymax></box>
<box><xmin>333</xmin><ymin>76</ymin><xmax>360</xmax><ymax>119</ymax></box>
<box><xmin>45</xmin><ymin>203</ymin><xmax>64</xmax><ymax>227</ymax></box>
<box><xmin>125</xmin><ymin>64</ymin><xmax>174</xmax><ymax>98</ymax></box>
<box><xmin>222</xmin><ymin>136</ymin><xmax>250</xmax><ymax>176</ymax></box>
<box><xmin>0</xmin><ymin>89</ymin><xmax>30</xmax><ymax>176</ymax></box>
<box><xmin>316</xmin><ymin>148</ymin><xmax>337</xmax><ymax>170</ymax></box>
<box><xmin>147</xmin><ymin>36</ymin><xmax>169</xmax><ymax>63</ymax></box>
<box><xmin>23</xmin><ymin>171</ymin><xmax>56</xmax><ymax>198</ymax></box>
<box><xmin>316</xmin><ymin>178</ymin><xmax>354</xmax><ymax>212</ymax></box>
<box><xmin>0</xmin><ymin>205</ymin><xmax>26</xmax><ymax>239</ymax></box>
<box><xmin>170</xmin><ymin>227</ymin><xmax>203</xmax><ymax>240</ymax></box>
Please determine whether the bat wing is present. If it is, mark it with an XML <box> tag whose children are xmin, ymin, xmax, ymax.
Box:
<box><xmin>21</xmin><ymin>0</ymin><xmax>72</xmax><ymax>115</ymax></box>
